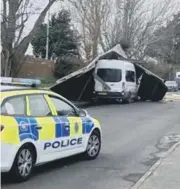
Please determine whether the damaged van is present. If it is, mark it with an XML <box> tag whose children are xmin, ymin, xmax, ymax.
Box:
<box><xmin>93</xmin><ymin>59</ymin><xmax>138</xmax><ymax>103</ymax></box>
<box><xmin>50</xmin><ymin>44</ymin><xmax>167</xmax><ymax>103</ymax></box>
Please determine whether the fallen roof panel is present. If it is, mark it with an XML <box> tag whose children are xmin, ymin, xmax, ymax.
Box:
<box><xmin>50</xmin><ymin>44</ymin><xmax>167</xmax><ymax>102</ymax></box>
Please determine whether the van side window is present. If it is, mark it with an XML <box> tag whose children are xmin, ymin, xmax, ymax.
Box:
<box><xmin>1</xmin><ymin>96</ymin><xmax>26</xmax><ymax>115</ymax></box>
<box><xmin>126</xmin><ymin>71</ymin><xmax>135</xmax><ymax>82</ymax></box>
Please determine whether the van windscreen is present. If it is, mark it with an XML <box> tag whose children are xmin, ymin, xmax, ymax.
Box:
<box><xmin>97</xmin><ymin>68</ymin><xmax>122</xmax><ymax>82</ymax></box>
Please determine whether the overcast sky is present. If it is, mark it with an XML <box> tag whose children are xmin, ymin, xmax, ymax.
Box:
<box><xmin>25</xmin><ymin>0</ymin><xmax>180</xmax><ymax>55</ymax></box>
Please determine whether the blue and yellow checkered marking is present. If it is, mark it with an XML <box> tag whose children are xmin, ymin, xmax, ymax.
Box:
<box><xmin>53</xmin><ymin>117</ymin><xmax>70</xmax><ymax>138</ymax></box>
<box><xmin>82</xmin><ymin>118</ymin><xmax>94</xmax><ymax>134</ymax></box>
<box><xmin>12</xmin><ymin>116</ymin><xmax>95</xmax><ymax>142</ymax></box>
<box><xmin>15</xmin><ymin>117</ymin><xmax>39</xmax><ymax>141</ymax></box>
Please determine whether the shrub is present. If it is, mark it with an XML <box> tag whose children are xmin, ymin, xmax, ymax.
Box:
<box><xmin>53</xmin><ymin>55</ymin><xmax>84</xmax><ymax>79</ymax></box>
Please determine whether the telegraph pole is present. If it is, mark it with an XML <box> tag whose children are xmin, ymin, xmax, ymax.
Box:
<box><xmin>45</xmin><ymin>4</ymin><xmax>50</xmax><ymax>60</ymax></box>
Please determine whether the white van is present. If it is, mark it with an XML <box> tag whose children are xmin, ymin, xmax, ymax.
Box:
<box><xmin>93</xmin><ymin>59</ymin><xmax>138</xmax><ymax>103</ymax></box>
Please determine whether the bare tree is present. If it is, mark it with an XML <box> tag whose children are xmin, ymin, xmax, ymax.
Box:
<box><xmin>1</xmin><ymin>0</ymin><xmax>58</xmax><ymax>76</ymax></box>
<box><xmin>146</xmin><ymin>12</ymin><xmax>180</xmax><ymax>64</ymax></box>
<box><xmin>69</xmin><ymin>0</ymin><xmax>111</xmax><ymax>61</ymax></box>
<box><xmin>101</xmin><ymin>0</ymin><xmax>179</xmax><ymax>59</ymax></box>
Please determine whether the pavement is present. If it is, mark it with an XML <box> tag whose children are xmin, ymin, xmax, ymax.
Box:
<box><xmin>133</xmin><ymin>143</ymin><xmax>180</xmax><ymax>189</ymax></box>
<box><xmin>2</xmin><ymin>97</ymin><xmax>180</xmax><ymax>189</ymax></box>
<box><xmin>164</xmin><ymin>91</ymin><xmax>180</xmax><ymax>102</ymax></box>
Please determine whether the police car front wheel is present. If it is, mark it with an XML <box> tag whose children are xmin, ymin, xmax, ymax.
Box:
<box><xmin>84</xmin><ymin>131</ymin><xmax>101</xmax><ymax>160</ymax></box>
<box><xmin>11</xmin><ymin>145</ymin><xmax>35</xmax><ymax>182</ymax></box>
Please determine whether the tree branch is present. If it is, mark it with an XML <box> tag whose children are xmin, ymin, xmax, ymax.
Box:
<box><xmin>15</xmin><ymin>11</ymin><xmax>29</xmax><ymax>46</ymax></box>
<box><xmin>14</xmin><ymin>0</ymin><xmax>57</xmax><ymax>55</ymax></box>
<box><xmin>1</xmin><ymin>0</ymin><xmax>8</xmax><ymax>45</ymax></box>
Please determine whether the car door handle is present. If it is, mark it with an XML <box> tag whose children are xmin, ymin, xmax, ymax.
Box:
<box><xmin>36</xmin><ymin>126</ymin><xmax>42</xmax><ymax>130</ymax></box>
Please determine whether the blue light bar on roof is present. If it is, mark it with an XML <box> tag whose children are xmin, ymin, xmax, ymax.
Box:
<box><xmin>0</xmin><ymin>77</ymin><xmax>41</xmax><ymax>87</ymax></box>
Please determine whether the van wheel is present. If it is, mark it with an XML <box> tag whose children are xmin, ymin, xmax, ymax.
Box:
<box><xmin>83</xmin><ymin>131</ymin><xmax>101</xmax><ymax>160</ymax></box>
<box><xmin>123</xmin><ymin>92</ymin><xmax>131</xmax><ymax>104</ymax></box>
<box><xmin>140</xmin><ymin>97</ymin><xmax>147</xmax><ymax>101</ymax></box>
<box><xmin>134</xmin><ymin>95</ymin><xmax>139</xmax><ymax>102</ymax></box>
<box><xmin>10</xmin><ymin>145</ymin><xmax>35</xmax><ymax>182</ymax></box>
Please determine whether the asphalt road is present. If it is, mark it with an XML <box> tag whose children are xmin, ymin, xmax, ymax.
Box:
<box><xmin>2</xmin><ymin>100</ymin><xmax>180</xmax><ymax>189</ymax></box>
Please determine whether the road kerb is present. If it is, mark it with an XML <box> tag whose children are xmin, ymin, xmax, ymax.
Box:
<box><xmin>131</xmin><ymin>141</ymin><xmax>180</xmax><ymax>189</ymax></box>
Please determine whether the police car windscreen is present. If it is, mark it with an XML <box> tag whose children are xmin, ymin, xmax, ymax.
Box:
<box><xmin>97</xmin><ymin>68</ymin><xmax>122</xmax><ymax>82</ymax></box>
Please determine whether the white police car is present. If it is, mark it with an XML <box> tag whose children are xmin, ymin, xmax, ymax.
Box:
<box><xmin>1</xmin><ymin>77</ymin><xmax>102</xmax><ymax>182</ymax></box>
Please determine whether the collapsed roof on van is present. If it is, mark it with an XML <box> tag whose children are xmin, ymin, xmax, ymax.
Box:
<box><xmin>50</xmin><ymin>44</ymin><xmax>167</xmax><ymax>102</ymax></box>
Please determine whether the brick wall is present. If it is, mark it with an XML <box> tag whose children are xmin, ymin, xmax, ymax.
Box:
<box><xmin>18</xmin><ymin>60</ymin><xmax>55</xmax><ymax>78</ymax></box>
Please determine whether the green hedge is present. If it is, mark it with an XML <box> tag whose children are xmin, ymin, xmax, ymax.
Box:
<box><xmin>39</xmin><ymin>77</ymin><xmax>56</xmax><ymax>87</ymax></box>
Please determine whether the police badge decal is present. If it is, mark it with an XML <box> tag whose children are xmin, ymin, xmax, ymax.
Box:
<box><xmin>19</xmin><ymin>121</ymin><xmax>29</xmax><ymax>132</ymax></box>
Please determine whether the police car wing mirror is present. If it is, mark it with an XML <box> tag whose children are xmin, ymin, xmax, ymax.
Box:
<box><xmin>78</xmin><ymin>109</ymin><xmax>88</xmax><ymax>117</ymax></box>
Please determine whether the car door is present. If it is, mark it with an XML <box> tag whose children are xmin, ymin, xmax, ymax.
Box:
<box><xmin>47</xmin><ymin>95</ymin><xmax>85</xmax><ymax>156</ymax></box>
<box><xmin>0</xmin><ymin>94</ymin><xmax>43</xmax><ymax>169</ymax></box>
<box><xmin>26</xmin><ymin>94</ymin><xmax>57</xmax><ymax>163</ymax></box>
<box><xmin>1</xmin><ymin>94</ymin><xmax>33</xmax><ymax>145</ymax></box>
